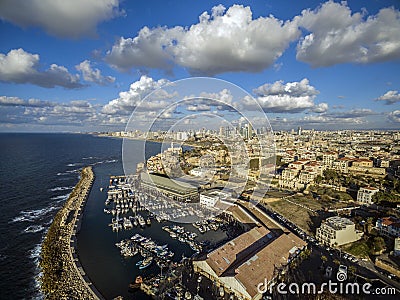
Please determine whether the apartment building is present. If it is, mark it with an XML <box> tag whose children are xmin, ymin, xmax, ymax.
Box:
<box><xmin>322</xmin><ymin>151</ymin><xmax>338</xmax><ymax>167</ymax></box>
<box><xmin>316</xmin><ymin>216</ymin><xmax>363</xmax><ymax>247</ymax></box>
<box><xmin>376</xmin><ymin>217</ymin><xmax>400</xmax><ymax>238</ymax></box>
<box><xmin>357</xmin><ymin>186</ymin><xmax>379</xmax><ymax>205</ymax></box>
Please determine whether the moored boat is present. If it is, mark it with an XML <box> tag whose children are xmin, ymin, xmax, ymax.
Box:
<box><xmin>138</xmin><ymin>256</ymin><xmax>153</xmax><ymax>269</ymax></box>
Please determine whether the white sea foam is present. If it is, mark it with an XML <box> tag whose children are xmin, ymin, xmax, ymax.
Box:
<box><xmin>91</xmin><ymin>159</ymin><xmax>118</xmax><ymax>166</ymax></box>
<box><xmin>31</xmin><ymin>282</ymin><xmax>44</xmax><ymax>300</ymax></box>
<box><xmin>82</xmin><ymin>156</ymin><xmax>95</xmax><ymax>160</ymax></box>
<box><xmin>48</xmin><ymin>186</ymin><xmax>73</xmax><ymax>192</ymax></box>
<box><xmin>24</xmin><ymin>225</ymin><xmax>45</xmax><ymax>234</ymax></box>
<box><xmin>29</xmin><ymin>243</ymin><xmax>42</xmax><ymax>263</ymax></box>
<box><xmin>67</xmin><ymin>162</ymin><xmax>82</xmax><ymax>167</ymax></box>
<box><xmin>11</xmin><ymin>208</ymin><xmax>48</xmax><ymax>223</ymax></box>
<box><xmin>51</xmin><ymin>193</ymin><xmax>70</xmax><ymax>202</ymax></box>
<box><xmin>10</xmin><ymin>200</ymin><xmax>65</xmax><ymax>223</ymax></box>
<box><xmin>66</xmin><ymin>168</ymin><xmax>80</xmax><ymax>174</ymax></box>
<box><xmin>30</xmin><ymin>242</ymin><xmax>45</xmax><ymax>300</ymax></box>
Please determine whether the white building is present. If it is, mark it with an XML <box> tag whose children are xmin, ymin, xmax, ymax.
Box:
<box><xmin>316</xmin><ymin>216</ymin><xmax>363</xmax><ymax>247</ymax></box>
<box><xmin>200</xmin><ymin>190</ymin><xmax>232</xmax><ymax>207</ymax></box>
<box><xmin>357</xmin><ymin>186</ymin><xmax>379</xmax><ymax>205</ymax></box>
<box><xmin>394</xmin><ymin>238</ymin><xmax>400</xmax><ymax>256</ymax></box>
<box><xmin>189</xmin><ymin>167</ymin><xmax>207</xmax><ymax>177</ymax></box>
<box><xmin>322</xmin><ymin>152</ymin><xmax>338</xmax><ymax>167</ymax></box>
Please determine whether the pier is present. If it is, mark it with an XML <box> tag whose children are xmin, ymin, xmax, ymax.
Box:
<box><xmin>40</xmin><ymin>166</ymin><xmax>103</xmax><ymax>299</ymax></box>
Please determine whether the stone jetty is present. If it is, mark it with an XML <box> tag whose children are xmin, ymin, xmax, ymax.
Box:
<box><xmin>40</xmin><ymin>166</ymin><xmax>101</xmax><ymax>299</ymax></box>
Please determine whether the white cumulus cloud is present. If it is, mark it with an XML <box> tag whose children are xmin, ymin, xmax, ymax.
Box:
<box><xmin>251</xmin><ymin>78</ymin><xmax>320</xmax><ymax>113</ymax></box>
<box><xmin>76</xmin><ymin>60</ymin><xmax>115</xmax><ymax>85</ymax></box>
<box><xmin>311</xmin><ymin>102</ymin><xmax>329</xmax><ymax>113</ymax></box>
<box><xmin>106</xmin><ymin>4</ymin><xmax>300</xmax><ymax>75</ymax></box>
<box><xmin>0</xmin><ymin>96</ymin><xmax>54</xmax><ymax>107</ymax></box>
<box><xmin>375</xmin><ymin>90</ymin><xmax>400</xmax><ymax>105</ymax></box>
<box><xmin>0</xmin><ymin>0</ymin><xmax>123</xmax><ymax>38</ymax></box>
<box><xmin>388</xmin><ymin>110</ymin><xmax>400</xmax><ymax>123</ymax></box>
<box><xmin>0</xmin><ymin>49</ymin><xmax>83</xmax><ymax>88</ymax></box>
<box><xmin>296</xmin><ymin>1</ymin><xmax>400</xmax><ymax>67</ymax></box>
<box><xmin>102</xmin><ymin>75</ymin><xmax>171</xmax><ymax>115</ymax></box>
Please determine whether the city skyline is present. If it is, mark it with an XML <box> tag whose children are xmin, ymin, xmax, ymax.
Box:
<box><xmin>0</xmin><ymin>0</ymin><xmax>400</xmax><ymax>132</ymax></box>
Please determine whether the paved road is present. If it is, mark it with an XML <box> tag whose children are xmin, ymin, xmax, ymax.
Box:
<box><xmin>237</xmin><ymin>197</ymin><xmax>400</xmax><ymax>295</ymax></box>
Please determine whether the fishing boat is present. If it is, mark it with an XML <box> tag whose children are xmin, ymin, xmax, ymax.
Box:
<box><xmin>146</xmin><ymin>218</ymin><xmax>151</xmax><ymax>226</ymax></box>
<box><xmin>138</xmin><ymin>215</ymin><xmax>146</xmax><ymax>227</ymax></box>
<box><xmin>135</xmin><ymin>260</ymin><xmax>143</xmax><ymax>266</ymax></box>
<box><xmin>123</xmin><ymin>217</ymin><xmax>133</xmax><ymax>230</ymax></box>
<box><xmin>139</xmin><ymin>256</ymin><xmax>153</xmax><ymax>269</ymax></box>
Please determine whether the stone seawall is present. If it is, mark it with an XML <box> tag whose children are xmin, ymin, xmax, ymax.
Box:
<box><xmin>40</xmin><ymin>166</ymin><xmax>102</xmax><ymax>299</ymax></box>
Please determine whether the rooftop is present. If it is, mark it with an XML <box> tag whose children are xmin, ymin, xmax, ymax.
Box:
<box><xmin>141</xmin><ymin>172</ymin><xmax>198</xmax><ymax>194</ymax></box>
<box><xmin>206</xmin><ymin>226</ymin><xmax>272</xmax><ymax>276</ymax></box>
<box><xmin>234</xmin><ymin>232</ymin><xmax>306</xmax><ymax>297</ymax></box>
<box><xmin>360</xmin><ymin>186</ymin><xmax>379</xmax><ymax>191</ymax></box>
<box><xmin>323</xmin><ymin>216</ymin><xmax>354</xmax><ymax>230</ymax></box>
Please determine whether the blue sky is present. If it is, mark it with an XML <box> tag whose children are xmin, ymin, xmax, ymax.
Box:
<box><xmin>0</xmin><ymin>0</ymin><xmax>399</xmax><ymax>132</ymax></box>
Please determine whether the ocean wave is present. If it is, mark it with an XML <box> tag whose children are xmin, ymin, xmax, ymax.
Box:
<box><xmin>30</xmin><ymin>243</ymin><xmax>45</xmax><ymax>300</ymax></box>
<box><xmin>29</xmin><ymin>243</ymin><xmax>42</xmax><ymax>265</ymax></box>
<box><xmin>91</xmin><ymin>159</ymin><xmax>118</xmax><ymax>166</ymax></box>
<box><xmin>11</xmin><ymin>208</ymin><xmax>48</xmax><ymax>223</ymax></box>
<box><xmin>10</xmin><ymin>203</ymin><xmax>63</xmax><ymax>223</ymax></box>
<box><xmin>66</xmin><ymin>168</ymin><xmax>81</xmax><ymax>174</ymax></box>
<box><xmin>57</xmin><ymin>168</ymin><xmax>80</xmax><ymax>175</ymax></box>
<box><xmin>51</xmin><ymin>193</ymin><xmax>70</xmax><ymax>202</ymax></box>
<box><xmin>24</xmin><ymin>225</ymin><xmax>45</xmax><ymax>234</ymax></box>
<box><xmin>67</xmin><ymin>162</ymin><xmax>82</xmax><ymax>167</ymax></box>
<box><xmin>48</xmin><ymin>186</ymin><xmax>74</xmax><ymax>192</ymax></box>
<box><xmin>82</xmin><ymin>156</ymin><xmax>97</xmax><ymax>160</ymax></box>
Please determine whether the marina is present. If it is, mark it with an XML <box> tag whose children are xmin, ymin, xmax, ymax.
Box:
<box><xmin>116</xmin><ymin>233</ymin><xmax>175</xmax><ymax>269</ymax></box>
<box><xmin>76</xmin><ymin>157</ymin><xmax>240</xmax><ymax>299</ymax></box>
<box><xmin>103</xmin><ymin>174</ymin><xmax>240</xmax><ymax>257</ymax></box>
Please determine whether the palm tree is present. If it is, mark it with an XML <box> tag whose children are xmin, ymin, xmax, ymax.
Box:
<box><xmin>333</xmin><ymin>259</ymin><xmax>340</xmax><ymax>267</ymax></box>
<box><xmin>348</xmin><ymin>265</ymin><xmax>357</xmax><ymax>279</ymax></box>
<box><xmin>321</xmin><ymin>255</ymin><xmax>327</xmax><ymax>269</ymax></box>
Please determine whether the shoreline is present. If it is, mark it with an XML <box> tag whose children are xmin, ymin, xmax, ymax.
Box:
<box><xmin>95</xmin><ymin>133</ymin><xmax>202</xmax><ymax>147</ymax></box>
<box><xmin>39</xmin><ymin>166</ymin><xmax>103</xmax><ymax>299</ymax></box>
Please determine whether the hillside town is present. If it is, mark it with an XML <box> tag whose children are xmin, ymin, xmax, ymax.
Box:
<box><xmin>96</xmin><ymin>127</ymin><xmax>400</xmax><ymax>299</ymax></box>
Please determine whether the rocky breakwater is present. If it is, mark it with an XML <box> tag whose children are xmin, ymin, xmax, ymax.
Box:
<box><xmin>40</xmin><ymin>166</ymin><xmax>99</xmax><ymax>299</ymax></box>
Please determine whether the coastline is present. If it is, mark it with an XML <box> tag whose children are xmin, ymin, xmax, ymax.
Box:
<box><xmin>95</xmin><ymin>133</ymin><xmax>202</xmax><ymax>147</ymax></box>
<box><xmin>39</xmin><ymin>166</ymin><xmax>102</xmax><ymax>299</ymax></box>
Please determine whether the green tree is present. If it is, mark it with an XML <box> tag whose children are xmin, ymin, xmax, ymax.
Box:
<box><xmin>333</xmin><ymin>259</ymin><xmax>340</xmax><ymax>266</ymax></box>
<box><xmin>315</xmin><ymin>175</ymin><xmax>323</xmax><ymax>184</ymax></box>
<box><xmin>321</xmin><ymin>255</ymin><xmax>327</xmax><ymax>268</ymax></box>
<box><xmin>370</xmin><ymin>237</ymin><xmax>386</xmax><ymax>254</ymax></box>
<box><xmin>348</xmin><ymin>265</ymin><xmax>357</xmax><ymax>278</ymax></box>
<box><xmin>324</xmin><ymin>169</ymin><xmax>338</xmax><ymax>182</ymax></box>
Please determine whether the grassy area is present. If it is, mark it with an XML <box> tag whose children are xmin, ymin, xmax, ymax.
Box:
<box><xmin>265</xmin><ymin>194</ymin><xmax>350</xmax><ymax>235</ymax></box>
<box><xmin>265</xmin><ymin>190</ymin><xmax>292</xmax><ymax>199</ymax></box>
<box><xmin>312</xmin><ymin>186</ymin><xmax>354</xmax><ymax>201</ymax></box>
<box><xmin>266</xmin><ymin>198</ymin><xmax>317</xmax><ymax>234</ymax></box>
<box><xmin>343</xmin><ymin>240</ymin><xmax>370</xmax><ymax>258</ymax></box>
